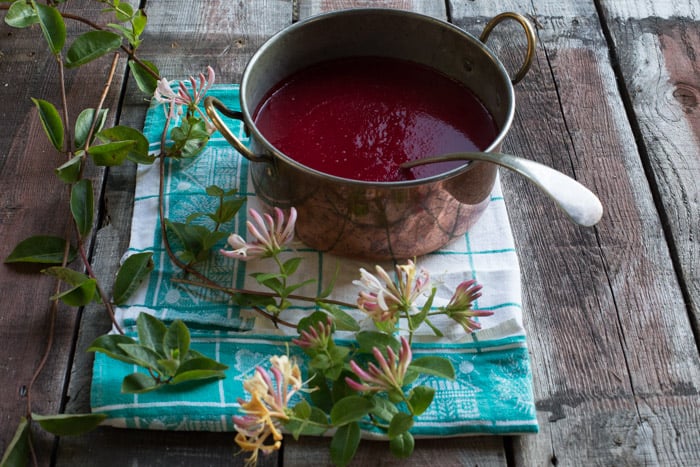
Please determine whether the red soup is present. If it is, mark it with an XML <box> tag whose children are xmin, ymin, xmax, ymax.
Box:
<box><xmin>253</xmin><ymin>57</ymin><xmax>498</xmax><ymax>182</ymax></box>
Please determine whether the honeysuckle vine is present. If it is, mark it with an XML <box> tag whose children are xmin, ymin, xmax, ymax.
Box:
<box><xmin>0</xmin><ymin>2</ymin><xmax>493</xmax><ymax>466</ymax></box>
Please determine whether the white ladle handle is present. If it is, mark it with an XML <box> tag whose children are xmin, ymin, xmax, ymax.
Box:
<box><xmin>402</xmin><ymin>152</ymin><xmax>603</xmax><ymax>227</ymax></box>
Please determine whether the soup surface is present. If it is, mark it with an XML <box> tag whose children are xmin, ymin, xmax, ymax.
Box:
<box><xmin>253</xmin><ymin>57</ymin><xmax>498</xmax><ymax>182</ymax></box>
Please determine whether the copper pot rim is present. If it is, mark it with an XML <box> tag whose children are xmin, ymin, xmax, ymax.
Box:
<box><xmin>238</xmin><ymin>8</ymin><xmax>516</xmax><ymax>188</ymax></box>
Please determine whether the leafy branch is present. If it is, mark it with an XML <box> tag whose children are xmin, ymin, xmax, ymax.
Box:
<box><xmin>0</xmin><ymin>2</ymin><xmax>225</xmax><ymax>465</ymax></box>
<box><xmin>1</xmin><ymin>2</ymin><xmax>495</xmax><ymax>466</ymax></box>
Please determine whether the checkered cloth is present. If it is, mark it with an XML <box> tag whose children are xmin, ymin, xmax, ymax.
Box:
<box><xmin>90</xmin><ymin>84</ymin><xmax>538</xmax><ymax>436</ymax></box>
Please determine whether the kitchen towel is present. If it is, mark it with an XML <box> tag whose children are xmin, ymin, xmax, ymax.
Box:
<box><xmin>90</xmin><ymin>84</ymin><xmax>538</xmax><ymax>436</ymax></box>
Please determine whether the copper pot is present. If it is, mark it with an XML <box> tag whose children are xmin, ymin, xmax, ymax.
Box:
<box><xmin>205</xmin><ymin>9</ymin><xmax>536</xmax><ymax>260</ymax></box>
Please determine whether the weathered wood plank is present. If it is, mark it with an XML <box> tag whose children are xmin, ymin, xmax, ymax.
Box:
<box><xmin>58</xmin><ymin>428</ymin><xmax>277</xmax><ymax>467</ymax></box>
<box><xmin>58</xmin><ymin>1</ymin><xmax>293</xmax><ymax>465</ymax></box>
<box><xmin>283</xmin><ymin>436</ymin><xmax>506</xmax><ymax>466</ymax></box>
<box><xmin>598</xmin><ymin>0</ymin><xmax>700</xmax><ymax>354</ymax></box>
<box><xmin>452</xmin><ymin>0</ymin><xmax>700</xmax><ymax>465</ymax></box>
<box><xmin>298</xmin><ymin>0</ymin><xmax>446</xmax><ymax>18</ymax></box>
<box><xmin>0</xmin><ymin>1</ymin><xmax>128</xmax><ymax>462</ymax></box>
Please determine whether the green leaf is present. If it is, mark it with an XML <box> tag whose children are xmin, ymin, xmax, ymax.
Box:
<box><xmin>282</xmin><ymin>257</ymin><xmax>302</xmax><ymax>276</ymax></box>
<box><xmin>167</xmin><ymin>117</ymin><xmax>210</xmax><ymax>158</ymax></box>
<box><xmin>108</xmin><ymin>22</ymin><xmax>139</xmax><ymax>49</ymax></box>
<box><xmin>165</xmin><ymin>220</ymin><xmax>211</xmax><ymax>263</ymax></box>
<box><xmin>330</xmin><ymin>422</ymin><xmax>360</xmax><ymax>467</ymax></box>
<box><xmin>309</xmin><ymin>353</ymin><xmax>331</xmax><ymax>371</ymax></box>
<box><xmin>388</xmin><ymin>412</ymin><xmax>413</xmax><ymax>439</ymax></box>
<box><xmin>318</xmin><ymin>262</ymin><xmax>340</xmax><ymax>299</ymax></box>
<box><xmin>250</xmin><ymin>273</ymin><xmax>284</xmax><ymax>295</ymax></box>
<box><xmin>175</xmin><ymin>356</ymin><xmax>228</xmax><ymax>375</ymax></box>
<box><xmin>389</xmin><ymin>431</ymin><xmax>415</xmax><ymax>458</ymax></box>
<box><xmin>210</xmin><ymin>197</ymin><xmax>245</xmax><ymax>225</ymax></box>
<box><xmin>0</xmin><ymin>417</ymin><xmax>30</xmax><ymax>467</ymax></box>
<box><xmin>164</xmin><ymin>320</ymin><xmax>190</xmax><ymax>361</ymax></box>
<box><xmin>308</xmin><ymin>370</ymin><xmax>333</xmax><ymax>413</ymax></box>
<box><xmin>131</xmin><ymin>9</ymin><xmax>147</xmax><ymax>37</ymax></box>
<box><xmin>31</xmin><ymin>98</ymin><xmax>63</xmax><ymax>151</ymax></box>
<box><xmin>5</xmin><ymin>1</ymin><xmax>39</xmax><ymax>28</ymax></box>
<box><xmin>55</xmin><ymin>154</ymin><xmax>82</xmax><ymax>184</ymax></box>
<box><xmin>370</xmin><ymin>396</ymin><xmax>399</xmax><ymax>423</ymax></box>
<box><xmin>201</xmin><ymin>231</ymin><xmax>229</xmax><ymax>251</ymax></box>
<box><xmin>74</xmin><ymin>108</ymin><xmax>108</xmax><ymax>149</ymax></box>
<box><xmin>297</xmin><ymin>311</ymin><xmax>332</xmax><ymax>335</ymax></box>
<box><xmin>135</xmin><ymin>312</ymin><xmax>167</xmax><ymax>355</ymax></box>
<box><xmin>205</xmin><ymin>185</ymin><xmax>224</xmax><ymax>197</ymax></box>
<box><xmin>118</xmin><ymin>343</ymin><xmax>162</xmax><ymax>371</ymax></box>
<box><xmin>356</xmin><ymin>331</ymin><xmax>399</xmax><ymax>355</ymax></box>
<box><xmin>65</xmin><ymin>30</ymin><xmax>122</xmax><ymax>68</ymax></box>
<box><xmin>87</xmin><ymin>334</ymin><xmax>138</xmax><ymax>364</ymax></box>
<box><xmin>330</xmin><ymin>396</ymin><xmax>374</xmax><ymax>426</ymax></box>
<box><xmin>331</xmin><ymin>370</ymin><xmax>357</xmax><ymax>403</ymax></box>
<box><xmin>34</xmin><ymin>2</ymin><xmax>66</xmax><ymax>54</ymax></box>
<box><xmin>70</xmin><ymin>179</ymin><xmax>93</xmax><ymax>236</ymax></box>
<box><xmin>88</xmin><ymin>140</ymin><xmax>136</xmax><ymax>166</ymax></box>
<box><xmin>409</xmin><ymin>287</ymin><xmax>435</xmax><ymax>330</ymax></box>
<box><xmin>128</xmin><ymin>59</ymin><xmax>159</xmax><ymax>95</ymax></box>
<box><xmin>43</xmin><ymin>267</ymin><xmax>97</xmax><ymax>306</ymax></box>
<box><xmin>31</xmin><ymin>413</ymin><xmax>106</xmax><ymax>436</ymax></box>
<box><xmin>41</xmin><ymin>266</ymin><xmax>88</xmax><ymax>286</ymax></box>
<box><xmin>318</xmin><ymin>303</ymin><xmax>360</xmax><ymax>332</ymax></box>
<box><xmin>4</xmin><ymin>235</ymin><xmax>75</xmax><ymax>264</ymax></box>
<box><xmin>113</xmin><ymin>1</ymin><xmax>133</xmax><ymax>21</ymax></box>
<box><xmin>286</xmin><ymin>403</ymin><xmax>327</xmax><ymax>439</ymax></box>
<box><xmin>96</xmin><ymin>125</ymin><xmax>153</xmax><ymax>164</ymax></box>
<box><xmin>157</xmin><ymin>358</ymin><xmax>180</xmax><ymax>377</ymax></box>
<box><xmin>424</xmin><ymin>318</ymin><xmax>444</xmax><ymax>338</ymax></box>
<box><xmin>113</xmin><ymin>252</ymin><xmax>153</xmax><ymax>305</ymax></box>
<box><xmin>170</xmin><ymin>369</ymin><xmax>226</xmax><ymax>385</ymax></box>
<box><xmin>121</xmin><ymin>372</ymin><xmax>159</xmax><ymax>393</ymax></box>
<box><xmin>409</xmin><ymin>356</ymin><xmax>455</xmax><ymax>380</ymax></box>
<box><xmin>408</xmin><ymin>385</ymin><xmax>435</xmax><ymax>416</ymax></box>
<box><xmin>184</xmin><ymin>212</ymin><xmax>207</xmax><ymax>224</ymax></box>
<box><xmin>293</xmin><ymin>399</ymin><xmax>312</xmax><ymax>419</ymax></box>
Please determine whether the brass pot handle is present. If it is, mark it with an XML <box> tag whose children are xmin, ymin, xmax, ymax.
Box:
<box><xmin>479</xmin><ymin>12</ymin><xmax>537</xmax><ymax>84</ymax></box>
<box><xmin>204</xmin><ymin>96</ymin><xmax>272</xmax><ymax>163</ymax></box>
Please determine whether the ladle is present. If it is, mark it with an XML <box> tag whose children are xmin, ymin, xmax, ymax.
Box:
<box><xmin>401</xmin><ymin>152</ymin><xmax>603</xmax><ymax>227</ymax></box>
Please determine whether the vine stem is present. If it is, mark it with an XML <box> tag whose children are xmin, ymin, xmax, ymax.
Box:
<box><xmin>57</xmin><ymin>54</ymin><xmax>73</xmax><ymax>154</ymax></box>
<box><xmin>170</xmin><ymin>277</ymin><xmax>356</xmax><ymax>309</ymax></box>
<box><xmin>25</xmin><ymin>222</ymin><xmax>73</xmax><ymax>467</ymax></box>
<box><xmin>77</xmin><ymin>51</ymin><xmax>124</xmax><ymax>334</ymax></box>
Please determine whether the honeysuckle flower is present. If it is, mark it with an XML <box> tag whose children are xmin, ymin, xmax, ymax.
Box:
<box><xmin>153</xmin><ymin>66</ymin><xmax>216</xmax><ymax>132</ymax></box>
<box><xmin>233</xmin><ymin>355</ymin><xmax>303</xmax><ymax>466</ymax></box>
<box><xmin>354</xmin><ymin>260</ymin><xmax>430</xmax><ymax>325</ymax></box>
<box><xmin>345</xmin><ymin>336</ymin><xmax>412</xmax><ymax>394</ymax></box>
<box><xmin>292</xmin><ymin>316</ymin><xmax>333</xmax><ymax>351</ymax></box>
<box><xmin>154</xmin><ymin>65</ymin><xmax>215</xmax><ymax>107</ymax></box>
<box><xmin>220</xmin><ymin>207</ymin><xmax>297</xmax><ymax>261</ymax></box>
<box><xmin>444</xmin><ymin>279</ymin><xmax>492</xmax><ymax>333</ymax></box>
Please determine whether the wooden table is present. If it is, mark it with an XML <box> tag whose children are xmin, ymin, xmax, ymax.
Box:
<box><xmin>1</xmin><ymin>1</ymin><xmax>698</xmax><ymax>465</ymax></box>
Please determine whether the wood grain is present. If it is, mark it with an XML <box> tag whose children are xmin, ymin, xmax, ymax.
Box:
<box><xmin>452</xmin><ymin>0</ymin><xmax>700</xmax><ymax>465</ymax></box>
<box><xmin>0</xmin><ymin>1</ymin><xmax>127</xmax><ymax>462</ymax></box>
<box><xmin>298</xmin><ymin>0</ymin><xmax>446</xmax><ymax>18</ymax></box>
<box><xmin>598</xmin><ymin>0</ymin><xmax>700</xmax><ymax>348</ymax></box>
<box><xmin>0</xmin><ymin>0</ymin><xmax>695</xmax><ymax>465</ymax></box>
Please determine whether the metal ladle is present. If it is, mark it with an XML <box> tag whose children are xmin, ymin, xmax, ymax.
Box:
<box><xmin>401</xmin><ymin>152</ymin><xmax>603</xmax><ymax>227</ymax></box>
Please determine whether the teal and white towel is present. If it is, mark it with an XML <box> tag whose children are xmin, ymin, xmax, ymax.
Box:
<box><xmin>90</xmin><ymin>84</ymin><xmax>538</xmax><ymax>436</ymax></box>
